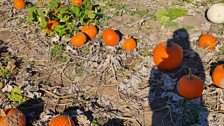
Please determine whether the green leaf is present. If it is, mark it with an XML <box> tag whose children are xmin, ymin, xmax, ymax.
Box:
<box><xmin>59</xmin><ymin>15</ymin><xmax>70</xmax><ymax>22</ymax></box>
<box><xmin>7</xmin><ymin>86</ymin><xmax>26</xmax><ymax>104</ymax></box>
<box><xmin>65</xmin><ymin>23</ymin><xmax>74</xmax><ymax>33</ymax></box>
<box><xmin>54</xmin><ymin>25</ymin><xmax>66</xmax><ymax>37</ymax></box>
<box><xmin>59</xmin><ymin>8</ymin><xmax>69</xmax><ymax>15</ymax></box>
<box><xmin>70</xmin><ymin>5</ymin><xmax>80</xmax><ymax>17</ymax></box>
<box><xmin>168</xmin><ymin>8</ymin><xmax>188</xmax><ymax>20</ymax></box>
<box><xmin>83</xmin><ymin>0</ymin><xmax>93</xmax><ymax>10</ymax></box>
<box><xmin>49</xmin><ymin>0</ymin><xmax>61</xmax><ymax>10</ymax></box>
<box><xmin>0</xmin><ymin>63</ymin><xmax>10</xmax><ymax>79</ymax></box>
<box><xmin>87</xmin><ymin>11</ymin><xmax>95</xmax><ymax>19</ymax></box>
<box><xmin>155</xmin><ymin>9</ymin><xmax>168</xmax><ymax>21</ymax></box>
<box><xmin>37</xmin><ymin>10</ymin><xmax>47</xmax><ymax>28</ymax></box>
<box><xmin>27</xmin><ymin>7</ymin><xmax>38</xmax><ymax>23</ymax></box>
<box><xmin>155</xmin><ymin>8</ymin><xmax>187</xmax><ymax>24</ymax></box>
<box><xmin>159</xmin><ymin>16</ymin><xmax>170</xmax><ymax>24</ymax></box>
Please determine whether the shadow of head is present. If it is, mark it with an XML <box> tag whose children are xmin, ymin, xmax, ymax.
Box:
<box><xmin>172</xmin><ymin>28</ymin><xmax>190</xmax><ymax>49</ymax></box>
<box><xmin>17</xmin><ymin>98</ymin><xmax>44</xmax><ymax>126</ymax></box>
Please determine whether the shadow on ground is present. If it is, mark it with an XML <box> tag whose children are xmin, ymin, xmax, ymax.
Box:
<box><xmin>148</xmin><ymin>28</ymin><xmax>209</xmax><ymax>126</ymax></box>
<box><xmin>17</xmin><ymin>98</ymin><xmax>44</xmax><ymax>126</ymax></box>
<box><xmin>64</xmin><ymin>105</ymin><xmax>125</xmax><ymax>126</ymax></box>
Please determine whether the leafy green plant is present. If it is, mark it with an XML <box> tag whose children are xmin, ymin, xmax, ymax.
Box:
<box><xmin>7</xmin><ymin>86</ymin><xmax>26</xmax><ymax>104</ymax></box>
<box><xmin>155</xmin><ymin>8</ymin><xmax>188</xmax><ymax>26</ymax></box>
<box><xmin>27</xmin><ymin>0</ymin><xmax>103</xmax><ymax>37</ymax></box>
<box><xmin>0</xmin><ymin>63</ymin><xmax>10</xmax><ymax>79</ymax></box>
<box><xmin>91</xmin><ymin>119</ymin><xmax>100</xmax><ymax>126</ymax></box>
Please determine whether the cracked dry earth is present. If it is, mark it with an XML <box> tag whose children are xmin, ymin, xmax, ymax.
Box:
<box><xmin>0</xmin><ymin>0</ymin><xmax>224</xmax><ymax>126</ymax></box>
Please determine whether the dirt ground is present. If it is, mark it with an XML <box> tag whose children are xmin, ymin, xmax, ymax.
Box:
<box><xmin>0</xmin><ymin>0</ymin><xmax>224</xmax><ymax>126</ymax></box>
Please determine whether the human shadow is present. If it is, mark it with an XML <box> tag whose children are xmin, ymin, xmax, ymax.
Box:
<box><xmin>148</xmin><ymin>28</ymin><xmax>208</xmax><ymax>126</ymax></box>
<box><xmin>17</xmin><ymin>98</ymin><xmax>44</xmax><ymax>126</ymax></box>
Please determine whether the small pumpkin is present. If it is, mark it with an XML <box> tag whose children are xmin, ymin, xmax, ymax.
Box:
<box><xmin>212</xmin><ymin>64</ymin><xmax>224</xmax><ymax>88</ymax></box>
<box><xmin>45</xmin><ymin>20</ymin><xmax>59</xmax><ymax>33</ymax></box>
<box><xmin>81</xmin><ymin>25</ymin><xmax>98</xmax><ymax>40</ymax></box>
<box><xmin>71</xmin><ymin>0</ymin><xmax>83</xmax><ymax>6</ymax></box>
<box><xmin>71</xmin><ymin>32</ymin><xmax>87</xmax><ymax>47</ymax></box>
<box><xmin>0</xmin><ymin>108</ymin><xmax>26</xmax><ymax>126</ymax></box>
<box><xmin>152</xmin><ymin>39</ymin><xmax>183</xmax><ymax>70</ymax></box>
<box><xmin>102</xmin><ymin>28</ymin><xmax>120</xmax><ymax>46</ymax></box>
<box><xmin>177</xmin><ymin>70</ymin><xmax>204</xmax><ymax>99</ymax></box>
<box><xmin>122</xmin><ymin>37</ymin><xmax>137</xmax><ymax>51</ymax></box>
<box><xmin>198</xmin><ymin>34</ymin><xmax>217</xmax><ymax>50</ymax></box>
<box><xmin>49</xmin><ymin>115</ymin><xmax>75</xmax><ymax>126</ymax></box>
<box><xmin>13</xmin><ymin>0</ymin><xmax>25</xmax><ymax>10</ymax></box>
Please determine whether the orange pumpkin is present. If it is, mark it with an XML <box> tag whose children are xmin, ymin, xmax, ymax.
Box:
<box><xmin>71</xmin><ymin>32</ymin><xmax>87</xmax><ymax>47</ymax></box>
<box><xmin>177</xmin><ymin>70</ymin><xmax>204</xmax><ymax>99</ymax></box>
<box><xmin>152</xmin><ymin>39</ymin><xmax>183</xmax><ymax>70</ymax></box>
<box><xmin>102</xmin><ymin>28</ymin><xmax>120</xmax><ymax>46</ymax></box>
<box><xmin>122</xmin><ymin>37</ymin><xmax>137</xmax><ymax>51</ymax></box>
<box><xmin>0</xmin><ymin>108</ymin><xmax>26</xmax><ymax>126</ymax></box>
<box><xmin>45</xmin><ymin>20</ymin><xmax>59</xmax><ymax>33</ymax></box>
<box><xmin>198</xmin><ymin>34</ymin><xmax>217</xmax><ymax>50</ymax></box>
<box><xmin>13</xmin><ymin>0</ymin><xmax>25</xmax><ymax>10</ymax></box>
<box><xmin>81</xmin><ymin>25</ymin><xmax>98</xmax><ymax>40</ymax></box>
<box><xmin>71</xmin><ymin>0</ymin><xmax>83</xmax><ymax>6</ymax></box>
<box><xmin>49</xmin><ymin>115</ymin><xmax>75</xmax><ymax>126</ymax></box>
<box><xmin>212</xmin><ymin>64</ymin><xmax>224</xmax><ymax>88</ymax></box>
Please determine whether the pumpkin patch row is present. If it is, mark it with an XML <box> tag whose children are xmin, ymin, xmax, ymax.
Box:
<box><xmin>70</xmin><ymin>26</ymin><xmax>137</xmax><ymax>51</ymax></box>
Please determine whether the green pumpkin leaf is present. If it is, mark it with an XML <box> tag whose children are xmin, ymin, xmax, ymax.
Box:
<box><xmin>27</xmin><ymin>7</ymin><xmax>38</xmax><ymax>23</ymax></box>
<box><xmin>7</xmin><ymin>86</ymin><xmax>26</xmax><ymax>104</ymax></box>
<box><xmin>155</xmin><ymin>8</ymin><xmax>187</xmax><ymax>24</ymax></box>
<box><xmin>49</xmin><ymin>0</ymin><xmax>61</xmax><ymax>10</ymax></box>
<box><xmin>168</xmin><ymin>8</ymin><xmax>188</xmax><ymax>20</ymax></box>
<box><xmin>70</xmin><ymin>5</ymin><xmax>80</xmax><ymax>17</ymax></box>
<box><xmin>54</xmin><ymin>25</ymin><xmax>66</xmax><ymax>36</ymax></box>
<box><xmin>37</xmin><ymin>10</ymin><xmax>47</xmax><ymax>28</ymax></box>
<box><xmin>159</xmin><ymin>16</ymin><xmax>170</xmax><ymax>24</ymax></box>
<box><xmin>87</xmin><ymin>11</ymin><xmax>95</xmax><ymax>19</ymax></box>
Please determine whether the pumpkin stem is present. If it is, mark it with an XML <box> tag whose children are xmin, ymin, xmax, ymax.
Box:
<box><xmin>188</xmin><ymin>68</ymin><xmax>193</xmax><ymax>80</ymax></box>
<box><xmin>167</xmin><ymin>39</ymin><xmax>172</xmax><ymax>48</ymax></box>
